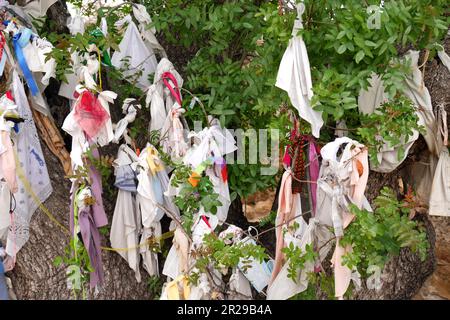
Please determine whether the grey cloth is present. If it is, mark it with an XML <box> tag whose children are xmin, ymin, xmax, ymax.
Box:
<box><xmin>114</xmin><ymin>165</ymin><xmax>137</xmax><ymax>192</ymax></box>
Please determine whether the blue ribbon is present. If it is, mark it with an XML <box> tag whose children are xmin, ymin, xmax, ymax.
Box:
<box><xmin>12</xmin><ymin>29</ymin><xmax>39</xmax><ymax>96</ymax></box>
<box><xmin>150</xmin><ymin>174</ymin><xmax>164</xmax><ymax>219</ymax></box>
<box><xmin>0</xmin><ymin>51</ymin><xmax>6</xmax><ymax>77</ymax></box>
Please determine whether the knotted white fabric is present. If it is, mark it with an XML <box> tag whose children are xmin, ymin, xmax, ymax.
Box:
<box><xmin>316</xmin><ymin>137</ymin><xmax>371</xmax><ymax>298</ymax></box>
<box><xmin>113</xmin><ymin>99</ymin><xmax>141</xmax><ymax>144</ymax></box>
<box><xmin>184</xmin><ymin>118</ymin><xmax>237</xmax><ymax>168</ymax></box>
<box><xmin>146</xmin><ymin>84</ymin><xmax>166</xmax><ymax>132</ymax></box>
<box><xmin>275</xmin><ymin>2</ymin><xmax>323</xmax><ymax>138</ymax></box>
<box><xmin>0</xmin><ymin>94</ymin><xmax>18</xmax><ymax>197</ymax></box>
<box><xmin>111</xmin><ymin>15</ymin><xmax>157</xmax><ymax>89</ymax></box>
<box><xmin>96</xmin><ymin>90</ymin><xmax>117</xmax><ymax>147</ymax></box>
<box><xmin>146</xmin><ymin>58</ymin><xmax>184</xmax><ymax>133</ymax></box>
<box><xmin>160</xmin><ymin>105</ymin><xmax>189</xmax><ymax>160</ymax></box>
<box><xmin>22</xmin><ymin>36</ymin><xmax>56</xmax><ymax>87</ymax></box>
<box><xmin>136</xmin><ymin>144</ymin><xmax>180</xmax><ymax>276</ymax></box>
<box><xmin>132</xmin><ymin>3</ymin><xmax>167</xmax><ymax>58</ymax></box>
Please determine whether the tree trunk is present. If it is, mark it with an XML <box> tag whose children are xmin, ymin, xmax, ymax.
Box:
<box><xmin>5</xmin><ymin>4</ymin><xmax>449</xmax><ymax>300</ymax></box>
<box><xmin>350</xmin><ymin>34</ymin><xmax>450</xmax><ymax>300</ymax></box>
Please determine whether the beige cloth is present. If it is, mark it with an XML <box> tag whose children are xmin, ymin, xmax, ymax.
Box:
<box><xmin>269</xmin><ymin>170</ymin><xmax>293</xmax><ymax>285</ymax></box>
<box><xmin>110</xmin><ymin>145</ymin><xmax>141</xmax><ymax>282</ymax></box>
<box><xmin>162</xmin><ymin>227</ymin><xmax>190</xmax><ymax>280</ymax></box>
<box><xmin>358</xmin><ymin>74</ymin><xmax>419</xmax><ymax>172</ymax></box>
<box><xmin>275</xmin><ymin>3</ymin><xmax>323</xmax><ymax>138</ymax></box>
<box><xmin>316</xmin><ymin>138</ymin><xmax>371</xmax><ymax>298</ymax></box>
<box><xmin>22</xmin><ymin>0</ymin><xmax>58</xmax><ymax>18</ymax></box>
<box><xmin>358</xmin><ymin>50</ymin><xmax>443</xmax><ymax>172</ymax></box>
<box><xmin>429</xmin><ymin>149</ymin><xmax>450</xmax><ymax>216</ymax></box>
<box><xmin>267</xmin><ymin>211</ymin><xmax>314</xmax><ymax>300</ymax></box>
<box><xmin>403</xmin><ymin>51</ymin><xmax>441</xmax><ymax>156</ymax></box>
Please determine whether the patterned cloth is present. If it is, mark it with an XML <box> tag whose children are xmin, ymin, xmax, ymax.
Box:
<box><xmin>7</xmin><ymin>70</ymin><xmax>52</xmax><ymax>257</ymax></box>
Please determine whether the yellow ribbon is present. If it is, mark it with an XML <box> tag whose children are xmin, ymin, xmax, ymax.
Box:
<box><xmin>146</xmin><ymin>146</ymin><xmax>164</xmax><ymax>175</ymax></box>
<box><xmin>166</xmin><ymin>275</ymin><xmax>191</xmax><ymax>300</ymax></box>
<box><xmin>13</xmin><ymin>150</ymin><xmax>174</xmax><ymax>253</ymax></box>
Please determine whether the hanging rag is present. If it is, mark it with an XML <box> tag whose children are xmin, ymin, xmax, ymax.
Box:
<box><xmin>73</xmin><ymin>186</ymin><xmax>104</xmax><ymax>288</ymax></box>
<box><xmin>132</xmin><ymin>3</ymin><xmax>167</xmax><ymax>57</ymax></box>
<box><xmin>267</xmin><ymin>214</ymin><xmax>316</xmax><ymax>300</ymax></box>
<box><xmin>110</xmin><ymin>144</ymin><xmax>141</xmax><ymax>281</ymax></box>
<box><xmin>162</xmin><ymin>226</ymin><xmax>190</xmax><ymax>280</ymax></box>
<box><xmin>315</xmin><ymin>137</ymin><xmax>371</xmax><ymax>298</ymax></box>
<box><xmin>113</xmin><ymin>99</ymin><xmax>141</xmax><ymax>144</ymax></box>
<box><xmin>270</xmin><ymin>169</ymin><xmax>293</xmax><ymax>284</ymax></box>
<box><xmin>160</xmin><ymin>105</ymin><xmax>189</xmax><ymax>160</ymax></box>
<box><xmin>22</xmin><ymin>36</ymin><xmax>57</xmax><ymax>86</ymax></box>
<box><xmin>275</xmin><ymin>3</ymin><xmax>323</xmax><ymax>138</ymax></box>
<box><xmin>111</xmin><ymin>16</ymin><xmax>157</xmax><ymax>89</ymax></box>
<box><xmin>96</xmin><ymin>91</ymin><xmax>117</xmax><ymax>147</ymax></box>
<box><xmin>73</xmin><ymin>90</ymin><xmax>110</xmax><ymax>140</ymax></box>
<box><xmin>357</xmin><ymin>74</ymin><xmax>419</xmax><ymax>173</ymax></box>
<box><xmin>183</xmin><ymin>117</ymin><xmax>237</xmax><ymax>169</ymax></box>
<box><xmin>7</xmin><ymin>70</ymin><xmax>52</xmax><ymax>257</ymax></box>
<box><xmin>12</xmin><ymin>28</ymin><xmax>39</xmax><ymax>96</ymax></box>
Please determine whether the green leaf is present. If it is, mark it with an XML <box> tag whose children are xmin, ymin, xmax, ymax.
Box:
<box><xmin>337</xmin><ymin>44</ymin><xmax>347</xmax><ymax>54</ymax></box>
<box><xmin>355</xmin><ymin>50</ymin><xmax>365</xmax><ymax>64</ymax></box>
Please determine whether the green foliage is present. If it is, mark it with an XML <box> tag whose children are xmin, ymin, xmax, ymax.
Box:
<box><xmin>193</xmin><ymin>233</ymin><xmax>268</xmax><ymax>274</ymax></box>
<box><xmin>170</xmin><ymin>160</ymin><xmax>223</xmax><ymax>232</ymax></box>
<box><xmin>356</xmin><ymin>95</ymin><xmax>425</xmax><ymax>164</ymax></box>
<box><xmin>54</xmin><ymin>237</ymin><xmax>93</xmax><ymax>299</ymax></box>
<box><xmin>258</xmin><ymin>210</ymin><xmax>277</xmax><ymax>227</ymax></box>
<box><xmin>307</xmin><ymin>0</ymin><xmax>448</xmax><ymax>116</ymax></box>
<box><xmin>282</xmin><ymin>187</ymin><xmax>428</xmax><ymax>299</ymax></box>
<box><xmin>84</xmin><ymin>148</ymin><xmax>116</xmax><ymax>199</ymax></box>
<box><xmin>282</xmin><ymin>243</ymin><xmax>317</xmax><ymax>284</ymax></box>
<box><xmin>148</xmin><ymin>275</ymin><xmax>165</xmax><ymax>300</ymax></box>
<box><xmin>340</xmin><ymin>187</ymin><xmax>428</xmax><ymax>277</ymax></box>
<box><xmin>143</xmin><ymin>0</ymin><xmax>448</xmax><ymax>198</ymax></box>
<box><xmin>144</xmin><ymin>0</ymin><xmax>292</xmax><ymax>198</ymax></box>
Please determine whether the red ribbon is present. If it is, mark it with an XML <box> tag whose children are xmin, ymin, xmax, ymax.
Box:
<box><xmin>162</xmin><ymin>72</ymin><xmax>182</xmax><ymax>106</ymax></box>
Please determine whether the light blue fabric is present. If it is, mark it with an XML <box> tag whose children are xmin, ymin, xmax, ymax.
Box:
<box><xmin>13</xmin><ymin>28</ymin><xmax>39</xmax><ymax>96</ymax></box>
<box><xmin>0</xmin><ymin>256</ymin><xmax>9</xmax><ymax>300</ymax></box>
<box><xmin>0</xmin><ymin>51</ymin><xmax>7</xmax><ymax>77</ymax></box>
<box><xmin>150</xmin><ymin>174</ymin><xmax>164</xmax><ymax>220</ymax></box>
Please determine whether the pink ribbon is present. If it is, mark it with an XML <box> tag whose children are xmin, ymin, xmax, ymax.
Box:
<box><xmin>308</xmin><ymin>141</ymin><xmax>320</xmax><ymax>216</ymax></box>
<box><xmin>162</xmin><ymin>72</ymin><xmax>182</xmax><ymax>106</ymax></box>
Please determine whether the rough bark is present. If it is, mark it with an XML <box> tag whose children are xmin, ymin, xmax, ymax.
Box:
<box><xmin>9</xmin><ymin>141</ymin><xmax>153</xmax><ymax>300</ymax></box>
<box><xmin>5</xmin><ymin>4</ymin><xmax>449</xmax><ymax>301</ymax></box>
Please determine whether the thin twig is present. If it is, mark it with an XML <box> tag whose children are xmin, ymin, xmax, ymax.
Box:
<box><xmin>258</xmin><ymin>210</ymin><xmax>313</xmax><ymax>238</ymax></box>
<box><xmin>155</xmin><ymin>203</ymin><xmax>192</xmax><ymax>243</ymax></box>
